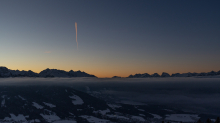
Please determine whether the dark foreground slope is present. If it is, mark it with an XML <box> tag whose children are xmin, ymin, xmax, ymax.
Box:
<box><xmin>0</xmin><ymin>84</ymin><xmax>219</xmax><ymax>123</ymax></box>
<box><xmin>0</xmin><ymin>85</ymin><xmax>109</xmax><ymax>123</ymax></box>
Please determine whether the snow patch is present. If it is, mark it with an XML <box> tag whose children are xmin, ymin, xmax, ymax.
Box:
<box><xmin>107</xmin><ymin>103</ymin><xmax>121</xmax><ymax>110</ymax></box>
<box><xmin>4</xmin><ymin>114</ymin><xmax>27</xmax><ymax>122</ymax></box>
<box><xmin>131</xmin><ymin>115</ymin><xmax>145</xmax><ymax>122</ymax></box>
<box><xmin>69</xmin><ymin>112</ymin><xmax>74</xmax><ymax>115</ymax></box>
<box><xmin>53</xmin><ymin>120</ymin><xmax>77</xmax><ymax>123</ymax></box>
<box><xmin>149</xmin><ymin>113</ymin><xmax>162</xmax><ymax>119</ymax></box>
<box><xmin>138</xmin><ymin>109</ymin><xmax>145</xmax><ymax>112</ymax></box>
<box><xmin>1</xmin><ymin>95</ymin><xmax>6</xmax><ymax>107</ymax></box>
<box><xmin>32</xmin><ymin>102</ymin><xmax>44</xmax><ymax>109</ymax></box>
<box><xmin>92</xmin><ymin>91</ymin><xmax>101</xmax><ymax>94</ymax></box>
<box><xmin>139</xmin><ymin>114</ymin><xmax>145</xmax><ymax>116</ymax></box>
<box><xmin>211</xmin><ymin>119</ymin><xmax>216</xmax><ymax>122</ymax></box>
<box><xmin>40</xmin><ymin>113</ymin><xmax>60</xmax><ymax>122</ymax></box>
<box><xmin>18</xmin><ymin>95</ymin><xmax>26</xmax><ymax>100</ymax></box>
<box><xmin>106</xmin><ymin>114</ymin><xmax>129</xmax><ymax>120</ymax></box>
<box><xmin>80</xmin><ymin>115</ymin><xmax>110</xmax><ymax>123</ymax></box>
<box><xmin>163</xmin><ymin>109</ymin><xmax>173</xmax><ymax>112</ymax></box>
<box><xmin>69</xmin><ymin>94</ymin><xmax>84</xmax><ymax>105</ymax></box>
<box><xmin>1</xmin><ymin>95</ymin><xmax>6</xmax><ymax>98</ymax></box>
<box><xmin>29</xmin><ymin>119</ymin><xmax>40</xmax><ymax>123</ymax></box>
<box><xmin>86</xmin><ymin>86</ymin><xmax>91</xmax><ymax>93</ymax></box>
<box><xmin>165</xmin><ymin>114</ymin><xmax>200</xmax><ymax>122</ymax></box>
<box><xmin>1</xmin><ymin>99</ymin><xmax>5</xmax><ymax>107</ymax></box>
<box><xmin>93</xmin><ymin>109</ymin><xmax>110</xmax><ymax>115</ymax></box>
<box><xmin>43</xmin><ymin>102</ymin><xmax>56</xmax><ymax>108</ymax></box>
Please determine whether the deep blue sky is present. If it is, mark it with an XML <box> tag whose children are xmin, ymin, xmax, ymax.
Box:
<box><xmin>1</xmin><ymin>0</ymin><xmax>220</xmax><ymax>77</ymax></box>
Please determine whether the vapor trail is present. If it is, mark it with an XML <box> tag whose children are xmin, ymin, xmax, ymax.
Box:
<box><xmin>75</xmin><ymin>22</ymin><xmax>78</xmax><ymax>50</ymax></box>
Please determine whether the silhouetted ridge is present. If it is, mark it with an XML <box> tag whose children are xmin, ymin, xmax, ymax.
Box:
<box><xmin>161</xmin><ymin>72</ymin><xmax>170</xmax><ymax>77</ymax></box>
<box><xmin>127</xmin><ymin>70</ymin><xmax>220</xmax><ymax>78</ymax></box>
<box><xmin>112</xmin><ymin>76</ymin><xmax>121</xmax><ymax>78</ymax></box>
<box><xmin>39</xmin><ymin>68</ymin><xmax>96</xmax><ymax>77</ymax></box>
<box><xmin>0</xmin><ymin>66</ymin><xmax>96</xmax><ymax>78</ymax></box>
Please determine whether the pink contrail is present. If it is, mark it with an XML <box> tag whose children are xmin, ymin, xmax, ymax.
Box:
<box><xmin>75</xmin><ymin>22</ymin><xmax>78</xmax><ymax>50</ymax></box>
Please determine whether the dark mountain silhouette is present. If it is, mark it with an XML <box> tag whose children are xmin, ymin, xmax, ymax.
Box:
<box><xmin>0</xmin><ymin>66</ymin><xmax>96</xmax><ymax>78</ymax></box>
<box><xmin>127</xmin><ymin>70</ymin><xmax>220</xmax><ymax>78</ymax></box>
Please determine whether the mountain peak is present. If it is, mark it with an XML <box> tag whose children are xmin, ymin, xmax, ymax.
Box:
<box><xmin>0</xmin><ymin>67</ymin><xmax>96</xmax><ymax>78</ymax></box>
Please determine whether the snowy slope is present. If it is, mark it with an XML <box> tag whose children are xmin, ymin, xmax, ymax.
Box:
<box><xmin>0</xmin><ymin>84</ymin><xmax>219</xmax><ymax>123</ymax></box>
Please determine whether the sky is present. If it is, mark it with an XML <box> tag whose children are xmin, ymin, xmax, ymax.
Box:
<box><xmin>0</xmin><ymin>0</ymin><xmax>220</xmax><ymax>78</ymax></box>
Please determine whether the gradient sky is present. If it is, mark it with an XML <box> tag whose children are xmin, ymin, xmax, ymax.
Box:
<box><xmin>1</xmin><ymin>0</ymin><xmax>220</xmax><ymax>78</ymax></box>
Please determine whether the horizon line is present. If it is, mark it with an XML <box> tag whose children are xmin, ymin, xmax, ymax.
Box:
<box><xmin>1</xmin><ymin>66</ymin><xmax>220</xmax><ymax>78</ymax></box>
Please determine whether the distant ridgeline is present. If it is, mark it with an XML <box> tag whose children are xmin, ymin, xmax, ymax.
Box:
<box><xmin>0</xmin><ymin>66</ymin><xmax>96</xmax><ymax>78</ymax></box>
<box><xmin>126</xmin><ymin>71</ymin><xmax>220</xmax><ymax>78</ymax></box>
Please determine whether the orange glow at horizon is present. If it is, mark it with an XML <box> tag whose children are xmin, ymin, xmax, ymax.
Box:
<box><xmin>3</xmin><ymin>65</ymin><xmax>220</xmax><ymax>78</ymax></box>
<box><xmin>1</xmin><ymin>52</ymin><xmax>220</xmax><ymax>78</ymax></box>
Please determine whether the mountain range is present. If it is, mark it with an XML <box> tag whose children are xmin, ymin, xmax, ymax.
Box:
<box><xmin>0</xmin><ymin>67</ymin><xmax>96</xmax><ymax>78</ymax></box>
<box><xmin>1</xmin><ymin>66</ymin><xmax>220</xmax><ymax>78</ymax></box>
<box><xmin>126</xmin><ymin>71</ymin><xmax>220</xmax><ymax>78</ymax></box>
